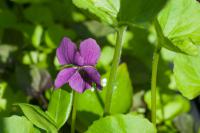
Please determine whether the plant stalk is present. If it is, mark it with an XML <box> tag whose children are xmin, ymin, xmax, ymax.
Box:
<box><xmin>104</xmin><ymin>26</ymin><xmax>127</xmax><ymax>115</ymax></box>
<box><xmin>71</xmin><ymin>91</ymin><xmax>77</xmax><ymax>133</ymax></box>
<box><xmin>151</xmin><ymin>45</ymin><xmax>161</xmax><ymax>126</ymax></box>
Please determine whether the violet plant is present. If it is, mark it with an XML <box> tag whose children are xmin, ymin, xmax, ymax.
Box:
<box><xmin>1</xmin><ymin>0</ymin><xmax>200</xmax><ymax>133</ymax></box>
<box><xmin>54</xmin><ymin>37</ymin><xmax>102</xmax><ymax>133</ymax></box>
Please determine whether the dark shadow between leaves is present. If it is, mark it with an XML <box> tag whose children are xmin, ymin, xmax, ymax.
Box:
<box><xmin>76</xmin><ymin>111</ymin><xmax>101</xmax><ymax>132</ymax></box>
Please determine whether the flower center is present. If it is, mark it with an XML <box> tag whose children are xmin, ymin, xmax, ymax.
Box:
<box><xmin>77</xmin><ymin>67</ymin><xmax>92</xmax><ymax>85</ymax></box>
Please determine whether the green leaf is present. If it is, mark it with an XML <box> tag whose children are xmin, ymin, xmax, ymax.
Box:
<box><xmin>76</xmin><ymin>63</ymin><xmax>133</xmax><ymax>132</ymax></box>
<box><xmin>157</xmin><ymin>0</ymin><xmax>200</xmax><ymax>55</ymax></box>
<box><xmin>118</xmin><ymin>0</ymin><xmax>167</xmax><ymax>27</ymax></box>
<box><xmin>0</xmin><ymin>82</ymin><xmax>27</xmax><ymax>116</ymax></box>
<box><xmin>32</xmin><ymin>25</ymin><xmax>43</xmax><ymax>48</ymax></box>
<box><xmin>0</xmin><ymin>45</ymin><xmax>17</xmax><ymax>63</ymax></box>
<box><xmin>15</xmin><ymin>65</ymin><xmax>51</xmax><ymax>97</ymax></box>
<box><xmin>45</xmin><ymin>24</ymin><xmax>76</xmax><ymax>49</ymax></box>
<box><xmin>0</xmin><ymin>10</ymin><xmax>17</xmax><ymax>28</ymax></box>
<box><xmin>174</xmin><ymin>113</ymin><xmax>194</xmax><ymax>133</ymax></box>
<box><xmin>73</xmin><ymin>0</ymin><xmax>167</xmax><ymax>27</ymax></box>
<box><xmin>110</xmin><ymin>64</ymin><xmax>133</xmax><ymax>113</ymax></box>
<box><xmin>73</xmin><ymin>0</ymin><xmax>120</xmax><ymax>26</ymax></box>
<box><xmin>47</xmin><ymin>86</ymin><xmax>73</xmax><ymax>129</ymax></box>
<box><xmin>16</xmin><ymin>103</ymin><xmax>57</xmax><ymax>132</ymax></box>
<box><xmin>23</xmin><ymin>5</ymin><xmax>53</xmax><ymax>26</ymax></box>
<box><xmin>85</xmin><ymin>114</ymin><xmax>156</xmax><ymax>133</ymax></box>
<box><xmin>145</xmin><ymin>89</ymin><xmax>190</xmax><ymax>123</ymax></box>
<box><xmin>98</xmin><ymin>46</ymin><xmax>114</xmax><ymax>67</ymax></box>
<box><xmin>84</xmin><ymin>21</ymin><xmax>114</xmax><ymax>37</ymax></box>
<box><xmin>174</xmin><ymin>50</ymin><xmax>200</xmax><ymax>99</ymax></box>
<box><xmin>0</xmin><ymin>115</ymin><xmax>35</xmax><ymax>133</ymax></box>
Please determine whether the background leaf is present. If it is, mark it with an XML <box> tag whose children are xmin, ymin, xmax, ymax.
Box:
<box><xmin>12</xmin><ymin>0</ymin><xmax>48</xmax><ymax>4</ymax></box>
<box><xmin>0</xmin><ymin>10</ymin><xmax>17</xmax><ymax>28</ymax></box>
<box><xmin>45</xmin><ymin>24</ymin><xmax>76</xmax><ymax>49</ymax></box>
<box><xmin>144</xmin><ymin>89</ymin><xmax>190</xmax><ymax>123</ymax></box>
<box><xmin>174</xmin><ymin>113</ymin><xmax>194</xmax><ymax>133</ymax></box>
<box><xmin>23</xmin><ymin>5</ymin><xmax>53</xmax><ymax>26</ymax></box>
<box><xmin>0</xmin><ymin>115</ymin><xmax>35</xmax><ymax>133</ymax></box>
<box><xmin>119</xmin><ymin>0</ymin><xmax>167</xmax><ymax>27</ymax></box>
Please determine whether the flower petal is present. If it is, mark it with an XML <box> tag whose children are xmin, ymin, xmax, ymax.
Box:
<box><xmin>56</xmin><ymin>37</ymin><xmax>77</xmax><ymax>65</ymax></box>
<box><xmin>54</xmin><ymin>68</ymin><xmax>77</xmax><ymax>88</ymax></box>
<box><xmin>83</xmin><ymin>66</ymin><xmax>102</xmax><ymax>89</ymax></box>
<box><xmin>74</xmin><ymin>52</ymin><xmax>84</xmax><ymax>66</ymax></box>
<box><xmin>80</xmin><ymin>38</ymin><xmax>101</xmax><ymax>66</ymax></box>
<box><xmin>68</xmin><ymin>72</ymin><xmax>86</xmax><ymax>93</ymax></box>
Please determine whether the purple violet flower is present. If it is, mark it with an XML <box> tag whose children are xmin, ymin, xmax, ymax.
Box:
<box><xmin>54</xmin><ymin>37</ymin><xmax>102</xmax><ymax>93</ymax></box>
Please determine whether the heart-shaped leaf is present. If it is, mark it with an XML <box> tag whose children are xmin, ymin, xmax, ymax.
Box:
<box><xmin>16</xmin><ymin>103</ymin><xmax>57</xmax><ymax>132</ymax></box>
<box><xmin>73</xmin><ymin>0</ymin><xmax>119</xmax><ymax>26</ymax></box>
<box><xmin>156</xmin><ymin>0</ymin><xmax>200</xmax><ymax>55</ymax></box>
<box><xmin>46</xmin><ymin>86</ymin><xmax>73</xmax><ymax>129</ymax></box>
<box><xmin>174</xmin><ymin>49</ymin><xmax>200</xmax><ymax>99</ymax></box>
<box><xmin>73</xmin><ymin>0</ymin><xmax>167</xmax><ymax>27</ymax></box>
<box><xmin>85</xmin><ymin>114</ymin><xmax>156</xmax><ymax>133</ymax></box>
<box><xmin>75</xmin><ymin>63</ymin><xmax>133</xmax><ymax>132</ymax></box>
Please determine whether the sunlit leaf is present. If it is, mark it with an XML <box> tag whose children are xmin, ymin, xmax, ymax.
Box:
<box><xmin>0</xmin><ymin>45</ymin><xmax>17</xmax><ymax>63</ymax></box>
<box><xmin>157</xmin><ymin>0</ymin><xmax>200</xmax><ymax>55</ymax></box>
<box><xmin>73</xmin><ymin>0</ymin><xmax>167</xmax><ymax>27</ymax></box>
<box><xmin>84</xmin><ymin>21</ymin><xmax>114</xmax><ymax>37</ymax></box>
<box><xmin>32</xmin><ymin>25</ymin><xmax>43</xmax><ymax>48</ymax></box>
<box><xmin>174</xmin><ymin>49</ymin><xmax>200</xmax><ymax>99</ymax></box>
<box><xmin>98</xmin><ymin>46</ymin><xmax>114</xmax><ymax>67</ymax></box>
<box><xmin>16</xmin><ymin>103</ymin><xmax>57</xmax><ymax>132</ymax></box>
<box><xmin>47</xmin><ymin>86</ymin><xmax>73</xmax><ymax>129</ymax></box>
<box><xmin>0</xmin><ymin>115</ymin><xmax>35</xmax><ymax>133</ymax></box>
<box><xmin>73</xmin><ymin>0</ymin><xmax>119</xmax><ymax>26</ymax></box>
<box><xmin>86</xmin><ymin>114</ymin><xmax>156</xmax><ymax>133</ymax></box>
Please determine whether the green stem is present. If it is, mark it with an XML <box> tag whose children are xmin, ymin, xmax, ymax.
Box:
<box><xmin>71</xmin><ymin>91</ymin><xmax>77</xmax><ymax>133</ymax></box>
<box><xmin>151</xmin><ymin>45</ymin><xmax>161</xmax><ymax>126</ymax></box>
<box><xmin>158</xmin><ymin>87</ymin><xmax>165</xmax><ymax>120</ymax></box>
<box><xmin>104</xmin><ymin>26</ymin><xmax>127</xmax><ymax>115</ymax></box>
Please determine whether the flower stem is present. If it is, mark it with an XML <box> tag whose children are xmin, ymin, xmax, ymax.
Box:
<box><xmin>151</xmin><ymin>45</ymin><xmax>161</xmax><ymax>126</ymax></box>
<box><xmin>71</xmin><ymin>91</ymin><xmax>77</xmax><ymax>133</ymax></box>
<box><xmin>104</xmin><ymin>26</ymin><xmax>127</xmax><ymax>115</ymax></box>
